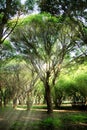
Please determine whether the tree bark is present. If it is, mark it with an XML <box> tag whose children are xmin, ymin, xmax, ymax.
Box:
<box><xmin>0</xmin><ymin>25</ymin><xmax>4</xmax><ymax>45</ymax></box>
<box><xmin>26</xmin><ymin>92</ymin><xmax>32</xmax><ymax>110</ymax></box>
<box><xmin>3</xmin><ymin>97</ymin><xmax>7</xmax><ymax>107</ymax></box>
<box><xmin>0</xmin><ymin>98</ymin><xmax>2</xmax><ymax>107</ymax></box>
<box><xmin>44</xmin><ymin>82</ymin><xmax>53</xmax><ymax>114</ymax></box>
<box><xmin>13</xmin><ymin>97</ymin><xmax>17</xmax><ymax>109</ymax></box>
<box><xmin>0</xmin><ymin>88</ymin><xmax>3</xmax><ymax>107</ymax></box>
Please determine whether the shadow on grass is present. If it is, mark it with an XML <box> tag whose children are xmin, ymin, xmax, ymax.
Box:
<box><xmin>9</xmin><ymin>118</ymin><xmax>87</xmax><ymax>130</ymax></box>
<box><xmin>0</xmin><ymin>105</ymin><xmax>87</xmax><ymax>130</ymax></box>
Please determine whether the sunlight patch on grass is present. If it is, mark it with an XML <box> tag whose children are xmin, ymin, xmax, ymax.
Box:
<box><xmin>20</xmin><ymin>109</ymin><xmax>37</xmax><ymax>130</ymax></box>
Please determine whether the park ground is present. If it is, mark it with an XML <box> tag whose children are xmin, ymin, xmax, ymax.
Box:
<box><xmin>0</xmin><ymin>105</ymin><xmax>87</xmax><ymax>130</ymax></box>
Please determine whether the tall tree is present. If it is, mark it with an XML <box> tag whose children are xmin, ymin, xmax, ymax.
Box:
<box><xmin>39</xmin><ymin>0</ymin><xmax>87</xmax><ymax>55</ymax></box>
<box><xmin>0</xmin><ymin>0</ymin><xmax>22</xmax><ymax>46</ymax></box>
<box><xmin>10</xmin><ymin>14</ymin><xmax>85</xmax><ymax>113</ymax></box>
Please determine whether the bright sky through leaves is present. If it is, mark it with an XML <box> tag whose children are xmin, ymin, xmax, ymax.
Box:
<box><xmin>21</xmin><ymin>0</ymin><xmax>26</xmax><ymax>4</ymax></box>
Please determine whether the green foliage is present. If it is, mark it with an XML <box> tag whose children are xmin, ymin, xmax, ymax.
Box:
<box><xmin>0</xmin><ymin>0</ymin><xmax>22</xmax><ymax>45</ymax></box>
<box><xmin>25</xmin><ymin>0</ymin><xmax>35</xmax><ymax>10</ymax></box>
<box><xmin>55</xmin><ymin>76</ymin><xmax>76</xmax><ymax>96</ymax></box>
<box><xmin>0</xmin><ymin>12</ymin><xmax>4</xmax><ymax>23</ymax></box>
<box><xmin>0</xmin><ymin>0</ymin><xmax>21</xmax><ymax>18</ymax></box>
<box><xmin>11</xmin><ymin>13</ymin><xmax>63</xmax><ymax>60</ymax></box>
<box><xmin>75</xmin><ymin>73</ymin><xmax>87</xmax><ymax>96</ymax></box>
<box><xmin>11</xmin><ymin>13</ymin><xmax>81</xmax><ymax>60</ymax></box>
<box><xmin>10</xmin><ymin>12</ymin><xmax>84</xmax><ymax>65</ymax></box>
<box><xmin>13</xmin><ymin>13</ymin><xmax>61</xmax><ymax>27</ymax></box>
<box><xmin>0</xmin><ymin>39</ymin><xmax>16</xmax><ymax>60</ymax></box>
<box><xmin>3</xmin><ymin>40</ymin><xmax>12</xmax><ymax>49</ymax></box>
<box><xmin>39</xmin><ymin>0</ymin><xmax>87</xmax><ymax>18</ymax></box>
<box><xmin>53</xmin><ymin>62</ymin><xmax>87</xmax><ymax>107</ymax></box>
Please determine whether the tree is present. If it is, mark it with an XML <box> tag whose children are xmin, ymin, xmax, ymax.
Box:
<box><xmin>0</xmin><ymin>61</ymin><xmax>22</xmax><ymax>107</ymax></box>
<box><xmin>10</xmin><ymin>13</ymin><xmax>85</xmax><ymax>113</ymax></box>
<box><xmin>0</xmin><ymin>0</ymin><xmax>22</xmax><ymax>45</ymax></box>
<box><xmin>19</xmin><ymin>63</ymin><xmax>38</xmax><ymax>110</ymax></box>
<box><xmin>53</xmin><ymin>61</ymin><xmax>87</xmax><ymax>108</ymax></box>
<box><xmin>39</xmin><ymin>0</ymin><xmax>87</xmax><ymax>46</ymax></box>
<box><xmin>34</xmin><ymin>81</ymin><xmax>45</xmax><ymax>104</ymax></box>
<box><xmin>61</xmin><ymin>62</ymin><xmax>87</xmax><ymax>107</ymax></box>
<box><xmin>74</xmin><ymin>63</ymin><xmax>87</xmax><ymax>105</ymax></box>
<box><xmin>52</xmin><ymin>80</ymin><xmax>64</xmax><ymax>108</ymax></box>
<box><xmin>25</xmin><ymin>0</ymin><xmax>36</xmax><ymax>11</ymax></box>
<box><xmin>39</xmin><ymin>1</ymin><xmax>87</xmax><ymax>36</ymax></box>
<box><xmin>0</xmin><ymin>39</ymin><xmax>16</xmax><ymax>61</ymax></box>
<box><xmin>39</xmin><ymin>0</ymin><xmax>87</xmax><ymax>18</ymax></box>
<box><xmin>0</xmin><ymin>58</ymin><xmax>38</xmax><ymax>108</ymax></box>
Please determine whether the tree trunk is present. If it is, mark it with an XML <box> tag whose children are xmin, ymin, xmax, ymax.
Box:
<box><xmin>44</xmin><ymin>82</ymin><xmax>53</xmax><ymax>114</ymax></box>
<box><xmin>26</xmin><ymin>93</ymin><xmax>30</xmax><ymax>110</ymax></box>
<box><xmin>0</xmin><ymin>98</ymin><xmax>2</xmax><ymax>107</ymax></box>
<box><xmin>13</xmin><ymin>98</ymin><xmax>17</xmax><ymax>109</ymax></box>
<box><xmin>26</xmin><ymin>92</ymin><xmax>32</xmax><ymax>110</ymax></box>
<box><xmin>0</xmin><ymin>24</ymin><xmax>4</xmax><ymax>44</ymax></box>
<box><xmin>3</xmin><ymin>97</ymin><xmax>7</xmax><ymax>107</ymax></box>
<box><xmin>0</xmin><ymin>88</ymin><xmax>3</xmax><ymax>107</ymax></box>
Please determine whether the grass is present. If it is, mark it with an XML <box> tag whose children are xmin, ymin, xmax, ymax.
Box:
<box><xmin>9</xmin><ymin>111</ymin><xmax>87</xmax><ymax>130</ymax></box>
<box><xmin>40</xmin><ymin>116</ymin><xmax>62</xmax><ymax>130</ymax></box>
<box><xmin>61</xmin><ymin>113</ymin><xmax>87</xmax><ymax>123</ymax></box>
<box><xmin>10</xmin><ymin>121</ymin><xmax>40</xmax><ymax>130</ymax></box>
<box><xmin>0</xmin><ymin>105</ymin><xmax>87</xmax><ymax>130</ymax></box>
<box><xmin>10</xmin><ymin>117</ymin><xmax>62</xmax><ymax>130</ymax></box>
<box><xmin>69</xmin><ymin>114</ymin><xmax>87</xmax><ymax>123</ymax></box>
